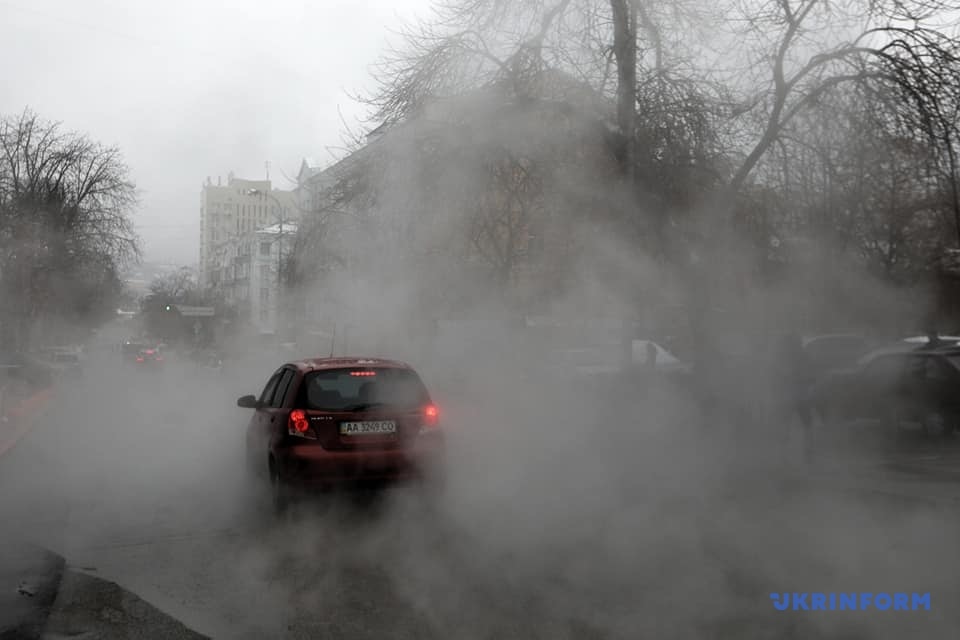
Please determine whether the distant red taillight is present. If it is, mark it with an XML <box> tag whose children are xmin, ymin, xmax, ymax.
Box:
<box><xmin>288</xmin><ymin>409</ymin><xmax>314</xmax><ymax>438</ymax></box>
<box><xmin>136</xmin><ymin>357</ymin><xmax>144</xmax><ymax>362</ymax></box>
<box><xmin>422</xmin><ymin>404</ymin><xmax>439</xmax><ymax>428</ymax></box>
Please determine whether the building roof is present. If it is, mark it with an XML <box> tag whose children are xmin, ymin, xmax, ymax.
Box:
<box><xmin>297</xmin><ymin>158</ymin><xmax>326</xmax><ymax>182</ymax></box>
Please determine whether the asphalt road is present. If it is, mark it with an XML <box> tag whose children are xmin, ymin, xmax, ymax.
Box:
<box><xmin>1</xmin><ymin>347</ymin><xmax>960</xmax><ymax>639</ymax></box>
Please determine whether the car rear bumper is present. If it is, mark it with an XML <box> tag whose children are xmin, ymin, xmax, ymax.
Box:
<box><xmin>275</xmin><ymin>436</ymin><xmax>444</xmax><ymax>485</ymax></box>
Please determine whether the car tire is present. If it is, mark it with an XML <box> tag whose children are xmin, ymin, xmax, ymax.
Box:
<box><xmin>239</xmin><ymin>464</ymin><xmax>270</xmax><ymax>524</ymax></box>
<box><xmin>269</xmin><ymin>459</ymin><xmax>294</xmax><ymax>516</ymax></box>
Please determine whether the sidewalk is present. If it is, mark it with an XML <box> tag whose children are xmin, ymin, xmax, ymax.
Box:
<box><xmin>0</xmin><ymin>541</ymin><xmax>64</xmax><ymax>640</ymax></box>
<box><xmin>0</xmin><ymin>385</ymin><xmax>60</xmax><ymax>639</ymax></box>
<box><xmin>41</xmin><ymin>570</ymin><xmax>210</xmax><ymax>640</ymax></box>
<box><xmin>0</xmin><ymin>386</ymin><xmax>54</xmax><ymax>458</ymax></box>
<box><xmin>0</xmin><ymin>538</ymin><xmax>209</xmax><ymax>640</ymax></box>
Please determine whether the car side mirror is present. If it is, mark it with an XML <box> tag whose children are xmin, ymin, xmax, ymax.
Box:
<box><xmin>237</xmin><ymin>394</ymin><xmax>259</xmax><ymax>409</ymax></box>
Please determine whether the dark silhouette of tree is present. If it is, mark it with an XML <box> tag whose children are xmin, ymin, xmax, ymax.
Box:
<box><xmin>725</xmin><ymin>0</ymin><xmax>960</xmax><ymax>203</ymax></box>
<box><xmin>0</xmin><ymin>109</ymin><xmax>140</xmax><ymax>349</ymax></box>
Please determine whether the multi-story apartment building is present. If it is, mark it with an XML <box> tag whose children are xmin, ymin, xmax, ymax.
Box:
<box><xmin>213</xmin><ymin>221</ymin><xmax>297</xmax><ymax>335</ymax></box>
<box><xmin>198</xmin><ymin>173</ymin><xmax>297</xmax><ymax>289</ymax></box>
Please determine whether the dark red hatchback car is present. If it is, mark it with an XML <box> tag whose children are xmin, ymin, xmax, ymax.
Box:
<box><xmin>239</xmin><ymin>357</ymin><xmax>444</xmax><ymax>509</ymax></box>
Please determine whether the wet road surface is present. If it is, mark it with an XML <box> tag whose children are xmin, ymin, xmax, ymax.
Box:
<box><xmin>1</xmin><ymin>349</ymin><xmax>959</xmax><ymax>639</ymax></box>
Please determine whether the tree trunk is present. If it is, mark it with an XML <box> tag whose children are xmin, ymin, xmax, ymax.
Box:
<box><xmin>611</xmin><ymin>0</ymin><xmax>637</xmax><ymax>186</ymax></box>
<box><xmin>945</xmin><ymin>131</ymin><xmax>960</xmax><ymax>248</ymax></box>
<box><xmin>611</xmin><ymin>0</ymin><xmax>637</xmax><ymax>367</ymax></box>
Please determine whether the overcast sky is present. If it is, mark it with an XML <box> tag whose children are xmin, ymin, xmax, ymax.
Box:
<box><xmin>1</xmin><ymin>0</ymin><xmax>434</xmax><ymax>265</ymax></box>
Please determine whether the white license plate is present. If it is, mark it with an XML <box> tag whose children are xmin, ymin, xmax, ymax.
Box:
<box><xmin>340</xmin><ymin>420</ymin><xmax>397</xmax><ymax>435</ymax></box>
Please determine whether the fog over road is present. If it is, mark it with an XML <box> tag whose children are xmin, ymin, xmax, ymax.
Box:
<box><xmin>1</xmin><ymin>344</ymin><xmax>959</xmax><ymax>639</ymax></box>
<box><xmin>4</xmin><ymin>0</ymin><xmax>960</xmax><ymax>636</ymax></box>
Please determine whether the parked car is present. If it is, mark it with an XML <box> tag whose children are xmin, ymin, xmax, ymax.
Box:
<box><xmin>811</xmin><ymin>343</ymin><xmax>960</xmax><ymax>437</ymax></box>
<box><xmin>902</xmin><ymin>335</ymin><xmax>960</xmax><ymax>346</ymax></box>
<box><xmin>49</xmin><ymin>350</ymin><xmax>83</xmax><ymax>378</ymax></box>
<box><xmin>630</xmin><ymin>339</ymin><xmax>691</xmax><ymax>374</ymax></box>
<box><xmin>121</xmin><ymin>339</ymin><xmax>146</xmax><ymax>362</ymax></box>
<box><xmin>801</xmin><ymin>333</ymin><xmax>872</xmax><ymax>375</ymax></box>
<box><xmin>239</xmin><ymin>357</ymin><xmax>445</xmax><ymax>512</ymax></box>
<box><xmin>545</xmin><ymin>340</ymin><xmax>690</xmax><ymax>378</ymax></box>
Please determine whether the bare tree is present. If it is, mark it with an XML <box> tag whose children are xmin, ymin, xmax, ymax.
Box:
<box><xmin>466</xmin><ymin>149</ymin><xmax>544</xmax><ymax>289</ymax></box>
<box><xmin>148</xmin><ymin>267</ymin><xmax>198</xmax><ymax>302</ymax></box>
<box><xmin>316</xmin><ymin>0</ymin><xmax>960</xmax><ymax>357</ymax></box>
<box><xmin>0</xmin><ymin>109</ymin><xmax>140</xmax><ymax>349</ymax></box>
<box><xmin>611</xmin><ymin>0</ymin><xmax>638</xmax><ymax>188</ymax></box>
<box><xmin>723</xmin><ymin>0</ymin><xmax>960</xmax><ymax>202</ymax></box>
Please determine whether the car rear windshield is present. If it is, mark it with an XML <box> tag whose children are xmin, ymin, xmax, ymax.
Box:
<box><xmin>302</xmin><ymin>367</ymin><xmax>429</xmax><ymax>411</ymax></box>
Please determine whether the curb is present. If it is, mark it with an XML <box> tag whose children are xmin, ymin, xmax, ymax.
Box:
<box><xmin>0</xmin><ymin>543</ymin><xmax>65</xmax><ymax>640</ymax></box>
<box><xmin>0</xmin><ymin>387</ymin><xmax>54</xmax><ymax>459</ymax></box>
<box><xmin>41</xmin><ymin>570</ymin><xmax>211</xmax><ymax>640</ymax></box>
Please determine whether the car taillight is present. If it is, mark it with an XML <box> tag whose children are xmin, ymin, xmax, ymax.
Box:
<box><xmin>288</xmin><ymin>409</ymin><xmax>315</xmax><ymax>439</ymax></box>
<box><xmin>421</xmin><ymin>404</ymin><xmax>439</xmax><ymax>431</ymax></box>
<box><xmin>136</xmin><ymin>356</ymin><xmax>144</xmax><ymax>362</ymax></box>
<box><xmin>155</xmin><ymin>356</ymin><xmax>164</xmax><ymax>362</ymax></box>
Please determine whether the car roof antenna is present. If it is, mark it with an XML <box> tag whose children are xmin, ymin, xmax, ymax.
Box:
<box><xmin>329</xmin><ymin>323</ymin><xmax>336</xmax><ymax>358</ymax></box>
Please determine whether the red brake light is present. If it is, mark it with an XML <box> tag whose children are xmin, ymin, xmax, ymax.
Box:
<box><xmin>349</xmin><ymin>371</ymin><xmax>376</xmax><ymax>377</ymax></box>
<box><xmin>136</xmin><ymin>356</ymin><xmax>144</xmax><ymax>362</ymax></box>
<box><xmin>423</xmin><ymin>404</ymin><xmax>439</xmax><ymax>427</ymax></box>
<box><xmin>288</xmin><ymin>409</ymin><xmax>312</xmax><ymax>437</ymax></box>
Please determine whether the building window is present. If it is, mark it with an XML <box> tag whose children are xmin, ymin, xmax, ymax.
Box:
<box><xmin>260</xmin><ymin>241</ymin><xmax>272</xmax><ymax>256</ymax></box>
<box><xmin>260</xmin><ymin>288</ymin><xmax>270</xmax><ymax>304</ymax></box>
